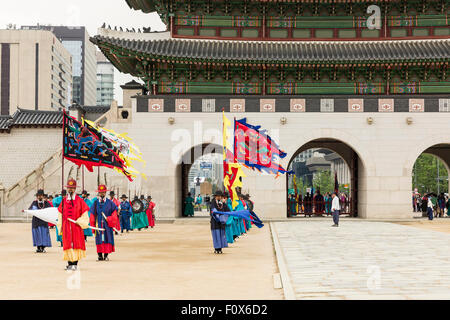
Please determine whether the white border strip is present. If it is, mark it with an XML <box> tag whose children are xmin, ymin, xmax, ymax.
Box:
<box><xmin>270</xmin><ymin>222</ymin><xmax>296</xmax><ymax>300</ymax></box>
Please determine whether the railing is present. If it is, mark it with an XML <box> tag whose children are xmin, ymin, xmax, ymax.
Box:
<box><xmin>288</xmin><ymin>198</ymin><xmax>352</xmax><ymax>217</ymax></box>
<box><xmin>3</xmin><ymin>149</ymin><xmax>62</xmax><ymax>207</ymax></box>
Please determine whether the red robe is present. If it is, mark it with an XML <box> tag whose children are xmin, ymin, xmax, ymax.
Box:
<box><xmin>146</xmin><ymin>201</ymin><xmax>156</xmax><ymax>227</ymax></box>
<box><xmin>58</xmin><ymin>195</ymin><xmax>90</xmax><ymax>257</ymax></box>
<box><xmin>110</xmin><ymin>197</ymin><xmax>121</xmax><ymax>231</ymax></box>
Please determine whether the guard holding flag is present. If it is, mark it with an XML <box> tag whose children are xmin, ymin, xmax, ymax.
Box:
<box><xmin>89</xmin><ymin>185</ymin><xmax>119</xmax><ymax>261</ymax></box>
<box><xmin>57</xmin><ymin>179</ymin><xmax>91</xmax><ymax>270</ymax></box>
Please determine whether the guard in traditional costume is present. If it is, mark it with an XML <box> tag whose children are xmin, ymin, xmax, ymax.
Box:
<box><xmin>81</xmin><ymin>190</ymin><xmax>93</xmax><ymax>241</ymax></box>
<box><xmin>29</xmin><ymin>189</ymin><xmax>52</xmax><ymax>253</ymax></box>
<box><xmin>140</xmin><ymin>195</ymin><xmax>150</xmax><ymax>229</ymax></box>
<box><xmin>146</xmin><ymin>195</ymin><xmax>156</xmax><ymax>228</ymax></box>
<box><xmin>109</xmin><ymin>191</ymin><xmax>121</xmax><ymax>234</ymax></box>
<box><xmin>222</xmin><ymin>193</ymin><xmax>234</xmax><ymax>244</ymax></box>
<box><xmin>52</xmin><ymin>190</ymin><xmax>66</xmax><ymax>247</ymax></box>
<box><xmin>209</xmin><ymin>190</ymin><xmax>228</xmax><ymax>254</ymax></box>
<box><xmin>131</xmin><ymin>195</ymin><xmax>148</xmax><ymax>231</ymax></box>
<box><xmin>119</xmin><ymin>194</ymin><xmax>132</xmax><ymax>233</ymax></box>
<box><xmin>89</xmin><ymin>185</ymin><xmax>119</xmax><ymax>261</ymax></box>
<box><xmin>57</xmin><ymin>179</ymin><xmax>90</xmax><ymax>270</ymax></box>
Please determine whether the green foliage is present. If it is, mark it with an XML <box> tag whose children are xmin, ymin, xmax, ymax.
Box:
<box><xmin>312</xmin><ymin>169</ymin><xmax>334</xmax><ymax>194</ymax></box>
<box><xmin>412</xmin><ymin>154</ymin><xmax>448</xmax><ymax>194</ymax></box>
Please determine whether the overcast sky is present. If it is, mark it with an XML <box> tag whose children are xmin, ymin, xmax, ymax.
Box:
<box><xmin>1</xmin><ymin>0</ymin><xmax>167</xmax><ymax>105</ymax></box>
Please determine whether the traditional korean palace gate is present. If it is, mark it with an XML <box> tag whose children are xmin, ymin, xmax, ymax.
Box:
<box><xmin>87</xmin><ymin>0</ymin><xmax>450</xmax><ymax>220</ymax></box>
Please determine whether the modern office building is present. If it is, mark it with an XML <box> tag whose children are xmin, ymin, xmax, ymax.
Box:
<box><xmin>96</xmin><ymin>51</ymin><xmax>115</xmax><ymax>106</ymax></box>
<box><xmin>0</xmin><ymin>28</ymin><xmax>72</xmax><ymax>115</ymax></box>
<box><xmin>21</xmin><ymin>25</ymin><xmax>97</xmax><ymax>106</ymax></box>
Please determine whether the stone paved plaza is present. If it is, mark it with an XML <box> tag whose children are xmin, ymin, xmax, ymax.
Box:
<box><xmin>272</xmin><ymin>220</ymin><xmax>450</xmax><ymax>300</ymax></box>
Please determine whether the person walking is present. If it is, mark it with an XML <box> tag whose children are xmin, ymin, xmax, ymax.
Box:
<box><xmin>438</xmin><ymin>193</ymin><xmax>445</xmax><ymax>218</ymax></box>
<box><xmin>331</xmin><ymin>192</ymin><xmax>340</xmax><ymax>227</ymax></box>
<box><xmin>288</xmin><ymin>194</ymin><xmax>296</xmax><ymax>217</ymax></box>
<box><xmin>184</xmin><ymin>193</ymin><xmax>195</xmax><ymax>217</ymax></box>
<box><xmin>303</xmin><ymin>193</ymin><xmax>312</xmax><ymax>217</ymax></box>
<box><xmin>427</xmin><ymin>194</ymin><xmax>434</xmax><ymax>220</ymax></box>
<box><xmin>195</xmin><ymin>194</ymin><xmax>203</xmax><ymax>212</ymax></box>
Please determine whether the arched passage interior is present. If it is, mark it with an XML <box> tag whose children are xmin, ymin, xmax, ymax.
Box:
<box><xmin>286</xmin><ymin>138</ymin><xmax>365</xmax><ymax>218</ymax></box>
<box><xmin>176</xmin><ymin>143</ymin><xmax>222</xmax><ymax>218</ymax></box>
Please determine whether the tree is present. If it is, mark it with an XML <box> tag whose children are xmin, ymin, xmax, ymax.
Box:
<box><xmin>412</xmin><ymin>154</ymin><xmax>448</xmax><ymax>194</ymax></box>
<box><xmin>312</xmin><ymin>169</ymin><xmax>334</xmax><ymax>194</ymax></box>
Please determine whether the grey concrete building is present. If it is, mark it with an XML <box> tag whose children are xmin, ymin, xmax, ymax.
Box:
<box><xmin>21</xmin><ymin>25</ymin><xmax>97</xmax><ymax>106</ymax></box>
<box><xmin>0</xmin><ymin>28</ymin><xmax>73</xmax><ymax>115</ymax></box>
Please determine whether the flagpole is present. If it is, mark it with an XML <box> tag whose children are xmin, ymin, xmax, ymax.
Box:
<box><xmin>82</xmin><ymin>165</ymin><xmax>85</xmax><ymax>192</ymax></box>
<box><xmin>61</xmin><ymin>110</ymin><xmax>66</xmax><ymax>225</ymax></box>
<box><xmin>81</xmin><ymin>115</ymin><xmax>85</xmax><ymax>192</ymax></box>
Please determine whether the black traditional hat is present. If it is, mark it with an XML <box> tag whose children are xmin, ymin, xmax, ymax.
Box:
<box><xmin>109</xmin><ymin>191</ymin><xmax>115</xmax><ymax>196</ymax></box>
<box><xmin>140</xmin><ymin>195</ymin><xmax>145</xmax><ymax>199</ymax></box>
<box><xmin>121</xmin><ymin>194</ymin><xmax>128</xmax><ymax>199</ymax></box>
<box><xmin>147</xmin><ymin>195</ymin><xmax>152</xmax><ymax>199</ymax></box>
<box><xmin>214</xmin><ymin>190</ymin><xmax>223</xmax><ymax>197</ymax></box>
<box><xmin>82</xmin><ymin>190</ymin><xmax>90</xmax><ymax>196</ymax></box>
<box><xmin>36</xmin><ymin>189</ymin><xmax>44</xmax><ymax>196</ymax></box>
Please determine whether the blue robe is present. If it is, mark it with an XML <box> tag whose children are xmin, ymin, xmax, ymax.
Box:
<box><xmin>89</xmin><ymin>198</ymin><xmax>118</xmax><ymax>249</ymax></box>
<box><xmin>225</xmin><ymin>216</ymin><xmax>234</xmax><ymax>244</ymax></box>
<box><xmin>234</xmin><ymin>200</ymin><xmax>247</xmax><ymax>234</ymax></box>
<box><xmin>119</xmin><ymin>201</ymin><xmax>132</xmax><ymax>231</ymax></box>
<box><xmin>209</xmin><ymin>199</ymin><xmax>228</xmax><ymax>249</ymax></box>
<box><xmin>29</xmin><ymin>200</ymin><xmax>52</xmax><ymax>248</ymax></box>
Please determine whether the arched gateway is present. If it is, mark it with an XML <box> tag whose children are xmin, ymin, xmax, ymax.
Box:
<box><xmin>177</xmin><ymin>143</ymin><xmax>222</xmax><ymax>217</ymax></box>
<box><xmin>83</xmin><ymin>0</ymin><xmax>450</xmax><ymax>221</ymax></box>
<box><xmin>286</xmin><ymin>139</ymin><xmax>364</xmax><ymax>217</ymax></box>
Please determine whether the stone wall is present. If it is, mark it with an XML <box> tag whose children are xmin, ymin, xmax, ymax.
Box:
<box><xmin>0</xmin><ymin>127</ymin><xmax>61</xmax><ymax>189</ymax></box>
<box><xmin>3</xmin><ymin>95</ymin><xmax>450</xmax><ymax>221</ymax></box>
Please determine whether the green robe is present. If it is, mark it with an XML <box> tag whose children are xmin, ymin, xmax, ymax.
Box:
<box><xmin>184</xmin><ymin>197</ymin><xmax>194</xmax><ymax>216</ymax></box>
<box><xmin>131</xmin><ymin>211</ymin><xmax>148</xmax><ymax>229</ymax></box>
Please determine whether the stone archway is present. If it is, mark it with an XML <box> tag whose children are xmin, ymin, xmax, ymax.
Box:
<box><xmin>286</xmin><ymin>138</ymin><xmax>365</xmax><ymax>218</ymax></box>
<box><xmin>411</xmin><ymin>143</ymin><xmax>450</xmax><ymax>194</ymax></box>
<box><xmin>176</xmin><ymin>143</ymin><xmax>222</xmax><ymax>217</ymax></box>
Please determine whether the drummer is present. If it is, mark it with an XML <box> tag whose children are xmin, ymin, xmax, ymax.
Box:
<box><xmin>131</xmin><ymin>196</ymin><xmax>148</xmax><ymax>231</ymax></box>
<box><xmin>140</xmin><ymin>195</ymin><xmax>150</xmax><ymax>229</ymax></box>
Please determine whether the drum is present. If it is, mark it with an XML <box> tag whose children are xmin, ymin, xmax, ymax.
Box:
<box><xmin>131</xmin><ymin>199</ymin><xmax>144</xmax><ymax>214</ymax></box>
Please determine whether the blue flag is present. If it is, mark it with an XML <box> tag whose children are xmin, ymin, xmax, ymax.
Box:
<box><xmin>212</xmin><ymin>209</ymin><xmax>264</xmax><ymax>228</ymax></box>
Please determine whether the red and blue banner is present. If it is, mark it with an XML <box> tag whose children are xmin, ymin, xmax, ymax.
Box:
<box><xmin>62</xmin><ymin>112</ymin><xmax>133</xmax><ymax>181</ymax></box>
<box><xmin>233</xmin><ymin>118</ymin><xmax>292</xmax><ymax>175</ymax></box>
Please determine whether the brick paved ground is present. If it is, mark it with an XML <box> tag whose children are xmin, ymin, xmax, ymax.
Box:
<box><xmin>272</xmin><ymin>220</ymin><xmax>450</xmax><ymax>300</ymax></box>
